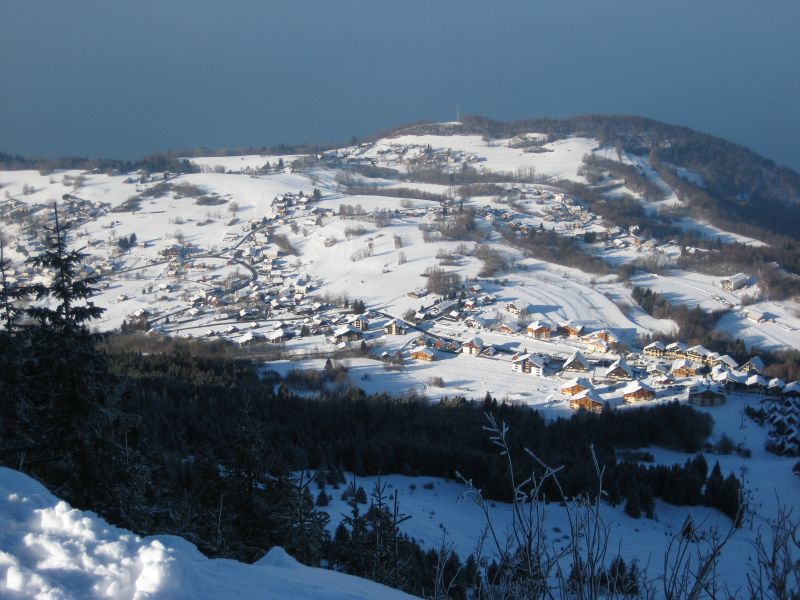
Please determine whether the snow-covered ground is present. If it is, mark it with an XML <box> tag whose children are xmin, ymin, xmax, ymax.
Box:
<box><xmin>2</xmin><ymin>127</ymin><xmax>798</xmax><ymax>395</ymax></box>
<box><xmin>313</xmin><ymin>391</ymin><xmax>799</xmax><ymax>594</ymax></box>
<box><xmin>631</xmin><ymin>271</ymin><xmax>800</xmax><ymax>351</ymax></box>
<box><xmin>363</xmin><ymin>133</ymin><xmax>597</xmax><ymax>181</ymax></box>
<box><xmin>0</xmin><ymin>468</ymin><xmax>418</xmax><ymax>599</ymax></box>
<box><xmin>188</xmin><ymin>154</ymin><xmax>306</xmax><ymax>173</ymax></box>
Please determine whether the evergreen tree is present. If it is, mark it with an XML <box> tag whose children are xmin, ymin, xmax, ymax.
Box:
<box><xmin>624</xmin><ymin>488</ymin><xmax>642</xmax><ymax>518</ymax></box>
<box><xmin>2</xmin><ymin>203</ymin><xmax>125</xmax><ymax>509</ymax></box>
<box><xmin>720</xmin><ymin>473</ymin><xmax>744</xmax><ymax>525</ymax></box>
<box><xmin>0</xmin><ymin>242</ymin><xmax>20</xmax><ymax>332</ymax></box>
<box><xmin>704</xmin><ymin>461</ymin><xmax>724</xmax><ymax>508</ymax></box>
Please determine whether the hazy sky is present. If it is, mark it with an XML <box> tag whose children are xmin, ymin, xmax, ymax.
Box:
<box><xmin>2</xmin><ymin>0</ymin><xmax>799</xmax><ymax>170</ymax></box>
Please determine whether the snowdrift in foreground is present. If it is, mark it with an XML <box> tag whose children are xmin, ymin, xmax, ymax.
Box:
<box><xmin>0</xmin><ymin>467</ymin><xmax>417</xmax><ymax>599</ymax></box>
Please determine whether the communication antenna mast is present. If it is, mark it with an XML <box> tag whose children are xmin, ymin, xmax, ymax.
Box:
<box><xmin>456</xmin><ymin>101</ymin><xmax>460</xmax><ymax>122</ymax></box>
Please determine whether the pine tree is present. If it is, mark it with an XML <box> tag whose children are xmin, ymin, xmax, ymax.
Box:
<box><xmin>720</xmin><ymin>473</ymin><xmax>744</xmax><ymax>525</ymax></box>
<box><xmin>3</xmin><ymin>203</ymin><xmax>125</xmax><ymax>510</ymax></box>
<box><xmin>704</xmin><ymin>461</ymin><xmax>724</xmax><ymax>508</ymax></box>
<box><xmin>0</xmin><ymin>241</ymin><xmax>20</xmax><ymax>332</ymax></box>
<box><xmin>624</xmin><ymin>488</ymin><xmax>642</xmax><ymax>518</ymax></box>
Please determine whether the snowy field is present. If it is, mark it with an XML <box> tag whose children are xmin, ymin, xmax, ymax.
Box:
<box><xmin>631</xmin><ymin>271</ymin><xmax>800</xmax><ymax>351</ymax></box>
<box><xmin>364</xmin><ymin>133</ymin><xmax>598</xmax><ymax>181</ymax></box>
<box><xmin>313</xmin><ymin>392</ymin><xmax>800</xmax><ymax>594</ymax></box>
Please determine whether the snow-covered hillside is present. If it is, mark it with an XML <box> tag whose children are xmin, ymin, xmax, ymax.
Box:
<box><xmin>0</xmin><ymin>468</ymin><xmax>418</xmax><ymax>600</ymax></box>
<box><xmin>2</xmin><ymin>126</ymin><xmax>800</xmax><ymax>412</ymax></box>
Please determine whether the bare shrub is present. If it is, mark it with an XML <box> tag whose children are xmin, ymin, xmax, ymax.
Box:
<box><xmin>344</xmin><ymin>226</ymin><xmax>368</xmax><ymax>239</ymax></box>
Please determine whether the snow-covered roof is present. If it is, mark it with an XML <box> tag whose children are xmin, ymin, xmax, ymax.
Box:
<box><xmin>743</xmin><ymin>356</ymin><xmax>765</xmax><ymax>372</ymax></box>
<box><xmin>621</xmin><ymin>380</ymin><xmax>655</xmax><ymax>396</ymax></box>
<box><xmin>563</xmin><ymin>351</ymin><xmax>590</xmax><ymax>370</ymax></box>
<box><xmin>605</xmin><ymin>358</ymin><xmax>632</xmax><ymax>377</ymax></box>
<box><xmin>333</xmin><ymin>325</ymin><xmax>359</xmax><ymax>337</ymax></box>
<box><xmin>562</xmin><ymin>377</ymin><xmax>593</xmax><ymax>390</ymax></box>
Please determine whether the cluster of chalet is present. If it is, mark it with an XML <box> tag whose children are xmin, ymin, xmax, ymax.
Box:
<box><xmin>1</xmin><ymin>194</ymin><xmax>110</xmax><ymax>261</ymax></box>
<box><xmin>270</xmin><ymin>191</ymin><xmax>326</xmax><ymax>218</ymax></box>
<box><xmin>643</xmin><ymin>342</ymin><xmax>791</xmax><ymax>398</ymax></box>
<box><xmin>217</xmin><ymin>308</ymin><xmax>377</xmax><ymax>347</ymax></box>
<box><xmin>409</xmin><ymin>335</ymin><xmax>463</xmax><ymax>361</ymax></box>
<box><xmin>228</xmin><ymin>313</ymin><xmax>410</xmax><ymax>349</ymax></box>
<box><xmin>761</xmin><ymin>387</ymin><xmax>800</xmax><ymax>456</ymax></box>
<box><xmin>555</xmin><ymin>352</ymin><xmax>657</xmax><ymax>413</ymax></box>
<box><xmin>329</xmin><ymin>141</ymin><xmax>484</xmax><ymax>172</ymax></box>
<box><xmin>474</xmin><ymin>186</ymin><xmax>682</xmax><ymax>257</ymax></box>
<box><xmin>476</xmin><ymin>302</ymin><xmax>625</xmax><ymax>355</ymax></box>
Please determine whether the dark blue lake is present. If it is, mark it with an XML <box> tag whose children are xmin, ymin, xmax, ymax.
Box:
<box><xmin>2</xmin><ymin>0</ymin><xmax>799</xmax><ymax>171</ymax></box>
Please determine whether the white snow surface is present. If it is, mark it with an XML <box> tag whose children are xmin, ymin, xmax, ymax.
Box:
<box><xmin>367</xmin><ymin>133</ymin><xmax>597</xmax><ymax>180</ymax></box>
<box><xmin>311</xmin><ymin>392</ymin><xmax>800</xmax><ymax>596</ymax></box>
<box><xmin>0</xmin><ymin>468</ymin><xmax>418</xmax><ymax>600</ymax></box>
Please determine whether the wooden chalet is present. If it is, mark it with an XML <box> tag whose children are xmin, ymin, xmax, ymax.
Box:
<box><xmin>499</xmin><ymin>323</ymin><xmax>521</xmax><ymax>335</ymax></box>
<box><xmin>745</xmin><ymin>374</ymin><xmax>768</xmax><ymax>394</ymax></box>
<box><xmin>710</xmin><ymin>354</ymin><xmax>739</xmax><ymax>370</ymax></box>
<box><xmin>562</xmin><ymin>351</ymin><xmax>590</xmax><ymax>373</ymax></box>
<box><xmin>237</xmin><ymin>331</ymin><xmax>265</xmax><ymax>346</ymax></box>
<box><xmin>650</xmin><ymin>373</ymin><xmax>674</xmax><ymax>389</ymax></box>
<box><xmin>559</xmin><ymin>321</ymin><xmax>585</xmax><ymax>338</ymax></box>
<box><xmin>585</xmin><ymin>338</ymin><xmax>611</xmax><ymax>354</ymax></box>
<box><xmin>742</xmin><ymin>356</ymin><xmax>765</xmax><ymax>374</ymax></box>
<box><xmin>569</xmin><ymin>389</ymin><xmax>606</xmax><ymax>413</ymax></box>
<box><xmin>665</xmin><ymin>342</ymin><xmax>687</xmax><ymax>358</ymax></box>
<box><xmin>592</xmin><ymin>329</ymin><xmax>619</xmax><ymax>344</ymax></box>
<box><xmin>411</xmin><ymin>347</ymin><xmax>437</xmax><ymax>362</ymax></box>
<box><xmin>714</xmin><ymin>370</ymin><xmax>746</xmax><ymax>392</ymax></box>
<box><xmin>526</xmin><ymin>321</ymin><xmax>552</xmax><ymax>340</ymax></box>
<box><xmin>267</xmin><ymin>329</ymin><xmax>288</xmax><ymax>343</ymax></box>
<box><xmin>688</xmin><ymin>386</ymin><xmax>726</xmax><ymax>407</ymax></box>
<box><xmin>462</xmin><ymin>337</ymin><xmax>484</xmax><ymax>356</ymax></box>
<box><xmin>605</xmin><ymin>358</ymin><xmax>633</xmax><ymax>381</ymax></box>
<box><xmin>464</xmin><ymin>315</ymin><xmax>488</xmax><ymax>330</ymax></box>
<box><xmin>671</xmin><ymin>358</ymin><xmax>699</xmax><ymax>378</ymax></box>
<box><xmin>329</xmin><ymin>325</ymin><xmax>363</xmax><ymax>344</ymax></box>
<box><xmin>383</xmin><ymin>319</ymin><xmax>407</xmax><ymax>336</ymax></box>
<box><xmin>561</xmin><ymin>377</ymin><xmax>593</xmax><ymax>397</ymax></box>
<box><xmin>347</xmin><ymin>315</ymin><xmax>370</xmax><ymax>331</ymax></box>
<box><xmin>686</xmin><ymin>345</ymin><xmax>712</xmax><ymax>364</ymax></box>
<box><xmin>766</xmin><ymin>378</ymin><xmax>786</xmax><ymax>397</ymax></box>
<box><xmin>511</xmin><ymin>354</ymin><xmax>545</xmax><ymax>376</ymax></box>
<box><xmin>643</xmin><ymin>341</ymin><xmax>666</xmax><ymax>358</ymax></box>
<box><xmin>622</xmin><ymin>381</ymin><xmax>656</xmax><ymax>403</ymax></box>
<box><xmin>785</xmin><ymin>381</ymin><xmax>800</xmax><ymax>398</ymax></box>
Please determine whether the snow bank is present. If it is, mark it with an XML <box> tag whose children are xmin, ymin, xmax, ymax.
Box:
<box><xmin>0</xmin><ymin>468</ymin><xmax>418</xmax><ymax>599</ymax></box>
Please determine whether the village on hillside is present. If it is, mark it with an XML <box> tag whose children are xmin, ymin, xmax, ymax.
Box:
<box><xmin>2</xmin><ymin>132</ymin><xmax>799</xmax><ymax>459</ymax></box>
